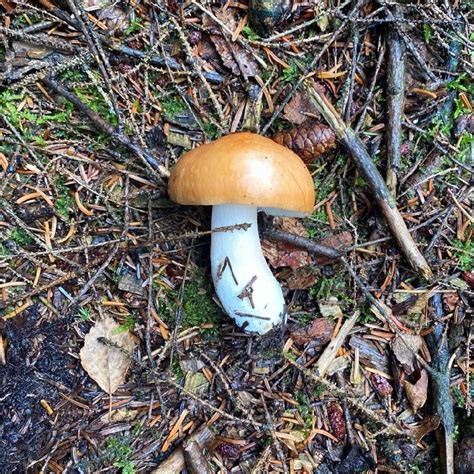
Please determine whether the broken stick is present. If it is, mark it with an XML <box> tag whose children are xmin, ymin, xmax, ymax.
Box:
<box><xmin>183</xmin><ymin>440</ymin><xmax>213</xmax><ymax>474</ymax></box>
<box><xmin>303</xmin><ymin>80</ymin><xmax>433</xmax><ymax>280</ymax></box>
<box><xmin>315</xmin><ymin>310</ymin><xmax>360</xmax><ymax>377</ymax></box>
<box><xmin>385</xmin><ymin>4</ymin><xmax>406</xmax><ymax>193</ymax></box>
<box><xmin>151</xmin><ymin>426</ymin><xmax>214</xmax><ymax>474</ymax></box>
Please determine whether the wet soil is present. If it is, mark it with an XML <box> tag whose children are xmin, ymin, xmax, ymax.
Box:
<box><xmin>0</xmin><ymin>306</ymin><xmax>79</xmax><ymax>471</ymax></box>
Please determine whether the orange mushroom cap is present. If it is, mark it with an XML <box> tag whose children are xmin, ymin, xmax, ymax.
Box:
<box><xmin>168</xmin><ymin>132</ymin><xmax>315</xmax><ymax>216</ymax></box>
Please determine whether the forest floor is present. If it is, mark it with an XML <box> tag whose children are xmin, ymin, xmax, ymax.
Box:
<box><xmin>0</xmin><ymin>1</ymin><xmax>472</xmax><ymax>473</ymax></box>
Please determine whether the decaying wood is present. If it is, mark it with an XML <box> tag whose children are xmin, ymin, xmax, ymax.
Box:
<box><xmin>385</xmin><ymin>4</ymin><xmax>406</xmax><ymax>194</ymax></box>
<box><xmin>151</xmin><ymin>426</ymin><xmax>214</xmax><ymax>474</ymax></box>
<box><xmin>183</xmin><ymin>440</ymin><xmax>213</xmax><ymax>474</ymax></box>
<box><xmin>427</xmin><ymin>293</ymin><xmax>455</xmax><ymax>474</ymax></box>
<box><xmin>303</xmin><ymin>80</ymin><xmax>433</xmax><ymax>280</ymax></box>
<box><xmin>315</xmin><ymin>311</ymin><xmax>360</xmax><ymax>377</ymax></box>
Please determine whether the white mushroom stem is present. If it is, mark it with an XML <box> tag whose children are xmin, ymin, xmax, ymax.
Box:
<box><xmin>210</xmin><ymin>204</ymin><xmax>286</xmax><ymax>334</ymax></box>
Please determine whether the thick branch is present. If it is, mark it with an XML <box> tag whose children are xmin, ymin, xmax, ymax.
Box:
<box><xmin>385</xmin><ymin>4</ymin><xmax>405</xmax><ymax>193</ymax></box>
<box><xmin>427</xmin><ymin>293</ymin><xmax>455</xmax><ymax>474</ymax></box>
<box><xmin>303</xmin><ymin>81</ymin><xmax>433</xmax><ymax>280</ymax></box>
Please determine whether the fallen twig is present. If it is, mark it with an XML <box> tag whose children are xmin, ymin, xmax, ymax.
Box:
<box><xmin>183</xmin><ymin>440</ymin><xmax>212</xmax><ymax>474</ymax></box>
<box><xmin>385</xmin><ymin>4</ymin><xmax>405</xmax><ymax>194</ymax></box>
<box><xmin>261</xmin><ymin>0</ymin><xmax>366</xmax><ymax>134</ymax></box>
<box><xmin>303</xmin><ymin>80</ymin><xmax>433</xmax><ymax>279</ymax></box>
<box><xmin>315</xmin><ymin>311</ymin><xmax>360</xmax><ymax>376</ymax></box>
<box><xmin>286</xmin><ymin>358</ymin><xmax>406</xmax><ymax>437</ymax></box>
<box><xmin>262</xmin><ymin>228</ymin><xmax>342</xmax><ymax>260</ymax></box>
<box><xmin>45</xmin><ymin>4</ymin><xmax>223</xmax><ymax>83</ymax></box>
<box><xmin>383</xmin><ymin>6</ymin><xmax>437</xmax><ymax>84</ymax></box>
<box><xmin>151</xmin><ymin>426</ymin><xmax>214</xmax><ymax>474</ymax></box>
<box><xmin>42</xmin><ymin>77</ymin><xmax>168</xmax><ymax>183</ymax></box>
<box><xmin>426</xmin><ymin>293</ymin><xmax>455</xmax><ymax>474</ymax></box>
<box><xmin>261</xmin><ymin>395</ymin><xmax>290</xmax><ymax>474</ymax></box>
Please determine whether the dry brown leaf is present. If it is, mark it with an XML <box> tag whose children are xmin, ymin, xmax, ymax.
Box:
<box><xmin>0</xmin><ymin>0</ymin><xmax>16</xmax><ymax>12</ymax></box>
<box><xmin>262</xmin><ymin>218</ymin><xmax>311</xmax><ymax>269</ymax></box>
<box><xmin>406</xmin><ymin>415</ymin><xmax>441</xmax><ymax>443</ymax></box>
<box><xmin>392</xmin><ymin>288</ymin><xmax>436</xmax><ymax>316</ymax></box>
<box><xmin>314</xmin><ymin>232</ymin><xmax>353</xmax><ymax>265</ymax></box>
<box><xmin>290</xmin><ymin>318</ymin><xmax>334</xmax><ymax>347</ymax></box>
<box><xmin>209</xmin><ymin>35</ymin><xmax>259</xmax><ymax>80</ymax></box>
<box><xmin>283</xmin><ymin>91</ymin><xmax>321</xmax><ymax>125</ymax></box>
<box><xmin>80</xmin><ymin>317</ymin><xmax>136</xmax><ymax>394</ymax></box>
<box><xmin>443</xmin><ymin>292</ymin><xmax>459</xmax><ymax>312</ymax></box>
<box><xmin>12</xmin><ymin>41</ymin><xmax>53</xmax><ymax>60</ymax></box>
<box><xmin>273</xmin><ymin>217</ymin><xmax>309</xmax><ymax>237</ymax></box>
<box><xmin>284</xmin><ymin>266</ymin><xmax>318</xmax><ymax>290</ymax></box>
<box><xmin>391</xmin><ymin>334</ymin><xmax>422</xmax><ymax>374</ymax></box>
<box><xmin>184</xmin><ymin>371</ymin><xmax>209</xmax><ymax>396</ymax></box>
<box><xmin>404</xmin><ymin>369</ymin><xmax>429</xmax><ymax>413</ymax></box>
<box><xmin>213</xmin><ymin>8</ymin><xmax>239</xmax><ymax>31</ymax></box>
<box><xmin>209</xmin><ymin>35</ymin><xmax>240</xmax><ymax>75</ymax></box>
<box><xmin>261</xmin><ymin>239</ymin><xmax>312</xmax><ymax>270</ymax></box>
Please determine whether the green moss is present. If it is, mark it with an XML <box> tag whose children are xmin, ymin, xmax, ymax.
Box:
<box><xmin>74</xmin><ymin>87</ymin><xmax>118</xmax><ymax>127</ymax></box>
<box><xmin>162</xmin><ymin>270</ymin><xmax>223</xmax><ymax>334</ymax></box>
<box><xmin>181</xmin><ymin>272</ymin><xmax>223</xmax><ymax>330</ymax></box>
<box><xmin>423</xmin><ymin>24</ymin><xmax>432</xmax><ymax>43</ymax></box>
<box><xmin>203</xmin><ymin>121</ymin><xmax>221</xmax><ymax>140</ymax></box>
<box><xmin>171</xmin><ymin>354</ymin><xmax>184</xmax><ymax>380</ymax></box>
<box><xmin>59</xmin><ymin>69</ymin><xmax>87</xmax><ymax>82</ymax></box>
<box><xmin>124</xmin><ymin>17</ymin><xmax>142</xmax><ymax>36</ymax></box>
<box><xmin>283</xmin><ymin>351</ymin><xmax>297</xmax><ymax>362</ymax></box>
<box><xmin>242</xmin><ymin>26</ymin><xmax>260</xmax><ymax>41</ymax></box>
<box><xmin>452</xmin><ymin>386</ymin><xmax>466</xmax><ymax>408</ymax></box>
<box><xmin>55</xmin><ymin>196</ymin><xmax>72</xmax><ymax>219</ymax></box>
<box><xmin>313</xmin><ymin>382</ymin><xmax>326</xmax><ymax>398</ymax></box>
<box><xmin>308</xmin><ymin>274</ymin><xmax>352</xmax><ymax>304</ymax></box>
<box><xmin>447</xmin><ymin>72</ymin><xmax>472</xmax><ymax>94</ymax></box>
<box><xmin>0</xmin><ymin>91</ymin><xmax>73</xmax><ymax>137</ymax></box>
<box><xmin>53</xmin><ymin>176</ymin><xmax>73</xmax><ymax>219</ymax></box>
<box><xmin>113</xmin><ymin>314</ymin><xmax>137</xmax><ymax>334</ymax></box>
<box><xmin>78</xmin><ymin>306</ymin><xmax>91</xmax><ymax>321</ymax></box>
<box><xmin>452</xmin><ymin>238</ymin><xmax>473</xmax><ymax>271</ymax></box>
<box><xmin>8</xmin><ymin>227</ymin><xmax>34</xmax><ymax>246</ymax></box>
<box><xmin>358</xmin><ymin>304</ymin><xmax>377</xmax><ymax>324</ymax></box>
<box><xmin>160</xmin><ymin>97</ymin><xmax>187</xmax><ymax>119</ymax></box>
<box><xmin>105</xmin><ymin>436</ymin><xmax>135</xmax><ymax>474</ymax></box>
<box><xmin>282</xmin><ymin>63</ymin><xmax>299</xmax><ymax>83</ymax></box>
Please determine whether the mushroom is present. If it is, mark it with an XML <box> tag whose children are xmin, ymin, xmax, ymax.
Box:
<box><xmin>168</xmin><ymin>132</ymin><xmax>315</xmax><ymax>334</ymax></box>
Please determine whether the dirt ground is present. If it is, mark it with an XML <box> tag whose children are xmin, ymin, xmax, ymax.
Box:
<box><xmin>0</xmin><ymin>1</ymin><xmax>472</xmax><ymax>473</ymax></box>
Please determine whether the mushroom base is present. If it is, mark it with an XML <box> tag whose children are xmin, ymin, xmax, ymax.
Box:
<box><xmin>211</xmin><ymin>204</ymin><xmax>286</xmax><ymax>334</ymax></box>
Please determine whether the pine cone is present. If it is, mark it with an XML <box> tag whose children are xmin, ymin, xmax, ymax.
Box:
<box><xmin>370</xmin><ymin>373</ymin><xmax>393</xmax><ymax>397</ymax></box>
<box><xmin>272</xmin><ymin>122</ymin><xmax>336</xmax><ymax>164</ymax></box>
<box><xmin>327</xmin><ymin>402</ymin><xmax>346</xmax><ymax>442</ymax></box>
